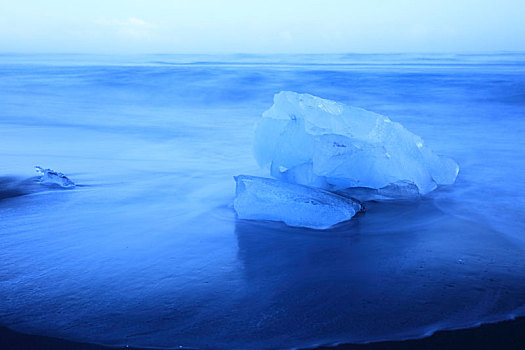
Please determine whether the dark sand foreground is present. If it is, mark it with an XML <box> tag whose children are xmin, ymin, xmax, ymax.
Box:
<box><xmin>2</xmin><ymin>318</ymin><xmax>525</xmax><ymax>350</ymax></box>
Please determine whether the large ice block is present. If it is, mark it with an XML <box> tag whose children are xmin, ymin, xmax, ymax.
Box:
<box><xmin>254</xmin><ymin>91</ymin><xmax>459</xmax><ymax>195</ymax></box>
<box><xmin>234</xmin><ymin>175</ymin><xmax>362</xmax><ymax>229</ymax></box>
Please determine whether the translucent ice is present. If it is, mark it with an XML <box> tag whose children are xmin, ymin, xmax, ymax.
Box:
<box><xmin>234</xmin><ymin>175</ymin><xmax>362</xmax><ymax>229</ymax></box>
<box><xmin>338</xmin><ymin>180</ymin><xmax>421</xmax><ymax>202</ymax></box>
<box><xmin>35</xmin><ymin>166</ymin><xmax>75</xmax><ymax>188</ymax></box>
<box><xmin>254</xmin><ymin>91</ymin><xmax>459</xmax><ymax>196</ymax></box>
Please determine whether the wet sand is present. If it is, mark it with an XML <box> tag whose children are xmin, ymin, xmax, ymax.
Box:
<box><xmin>2</xmin><ymin>317</ymin><xmax>525</xmax><ymax>350</ymax></box>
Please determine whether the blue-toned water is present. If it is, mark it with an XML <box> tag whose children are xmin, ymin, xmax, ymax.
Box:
<box><xmin>1</xmin><ymin>53</ymin><xmax>525</xmax><ymax>349</ymax></box>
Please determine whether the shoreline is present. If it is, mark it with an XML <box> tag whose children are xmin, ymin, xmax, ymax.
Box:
<box><xmin>1</xmin><ymin>317</ymin><xmax>525</xmax><ymax>350</ymax></box>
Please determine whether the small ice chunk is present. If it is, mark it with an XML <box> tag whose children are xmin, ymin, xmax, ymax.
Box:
<box><xmin>254</xmin><ymin>91</ymin><xmax>459</xmax><ymax>196</ymax></box>
<box><xmin>377</xmin><ymin>180</ymin><xmax>420</xmax><ymax>200</ymax></box>
<box><xmin>234</xmin><ymin>175</ymin><xmax>362</xmax><ymax>229</ymax></box>
<box><xmin>35</xmin><ymin>166</ymin><xmax>75</xmax><ymax>188</ymax></box>
<box><xmin>338</xmin><ymin>181</ymin><xmax>420</xmax><ymax>202</ymax></box>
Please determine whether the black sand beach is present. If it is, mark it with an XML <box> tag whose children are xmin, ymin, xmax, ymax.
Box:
<box><xmin>2</xmin><ymin>317</ymin><xmax>525</xmax><ymax>350</ymax></box>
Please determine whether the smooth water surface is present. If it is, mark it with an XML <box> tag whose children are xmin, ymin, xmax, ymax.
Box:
<box><xmin>1</xmin><ymin>53</ymin><xmax>525</xmax><ymax>349</ymax></box>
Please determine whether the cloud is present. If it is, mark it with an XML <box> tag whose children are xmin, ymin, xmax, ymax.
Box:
<box><xmin>127</xmin><ymin>17</ymin><xmax>147</xmax><ymax>26</ymax></box>
<box><xmin>95</xmin><ymin>17</ymin><xmax>151</xmax><ymax>27</ymax></box>
<box><xmin>94</xmin><ymin>17</ymin><xmax>155</xmax><ymax>40</ymax></box>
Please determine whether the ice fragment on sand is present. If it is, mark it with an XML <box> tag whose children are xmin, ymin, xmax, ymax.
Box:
<box><xmin>35</xmin><ymin>166</ymin><xmax>75</xmax><ymax>188</ymax></box>
<box><xmin>234</xmin><ymin>175</ymin><xmax>361</xmax><ymax>229</ymax></box>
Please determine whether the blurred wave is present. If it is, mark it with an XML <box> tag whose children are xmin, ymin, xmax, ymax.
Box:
<box><xmin>0</xmin><ymin>53</ymin><xmax>524</xmax><ymax>349</ymax></box>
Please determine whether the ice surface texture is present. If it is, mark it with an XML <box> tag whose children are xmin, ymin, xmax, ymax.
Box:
<box><xmin>254</xmin><ymin>91</ymin><xmax>459</xmax><ymax>195</ymax></box>
<box><xmin>35</xmin><ymin>166</ymin><xmax>75</xmax><ymax>188</ymax></box>
<box><xmin>234</xmin><ymin>175</ymin><xmax>362</xmax><ymax>229</ymax></box>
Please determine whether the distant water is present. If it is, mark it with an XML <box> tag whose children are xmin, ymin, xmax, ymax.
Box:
<box><xmin>1</xmin><ymin>53</ymin><xmax>525</xmax><ymax>349</ymax></box>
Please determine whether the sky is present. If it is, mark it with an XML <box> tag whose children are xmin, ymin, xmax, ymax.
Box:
<box><xmin>0</xmin><ymin>0</ymin><xmax>524</xmax><ymax>54</ymax></box>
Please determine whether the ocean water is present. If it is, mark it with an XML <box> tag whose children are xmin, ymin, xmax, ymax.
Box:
<box><xmin>0</xmin><ymin>53</ymin><xmax>525</xmax><ymax>349</ymax></box>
